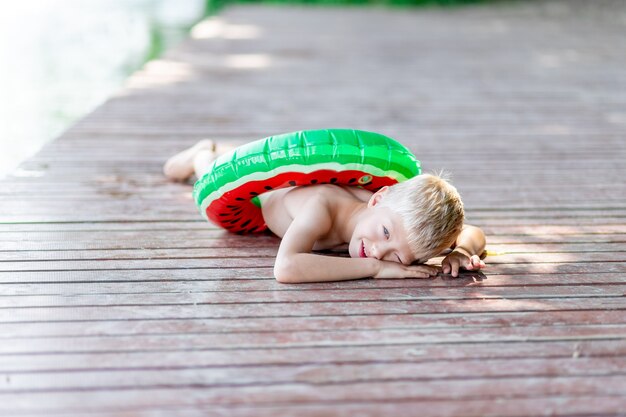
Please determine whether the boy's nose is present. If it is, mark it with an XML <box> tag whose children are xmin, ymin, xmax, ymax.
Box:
<box><xmin>370</xmin><ymin>244</ymin><xmax>389</xmax><ymax>261</ymax></box>
<box><xmin>370</xmin><ymin>244</ymin><xmax>381</xmax><ymax>260</ymax></box>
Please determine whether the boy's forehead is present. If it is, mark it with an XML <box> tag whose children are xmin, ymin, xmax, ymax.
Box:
<box><xmin>378</xmin><ymin>205</ymin><xmax>403</xmax><ymax>223</ymax></box>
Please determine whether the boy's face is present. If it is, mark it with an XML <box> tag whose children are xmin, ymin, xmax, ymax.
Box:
<box><xmin>349</xmin><ymin>204</ymin><xmax>417</xmax><ymax>265</ymax></box>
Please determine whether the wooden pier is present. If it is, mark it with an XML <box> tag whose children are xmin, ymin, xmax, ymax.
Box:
<box><xmin>2</xmin><ymin>1</ymin><xmax>625</xmax><ymax>415</ymax></box>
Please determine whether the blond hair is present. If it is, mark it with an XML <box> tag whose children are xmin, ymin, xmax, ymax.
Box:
<box><xmin>378</xmin><ymin>172</ymin><xmax>465</xmax><ymax>261</ymax></box>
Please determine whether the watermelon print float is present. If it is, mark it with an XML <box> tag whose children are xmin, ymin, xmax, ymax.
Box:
<box><xmin>192</xmin><ymin>129</ymin><xmax>421</xmax><ymax>234</ymax></box>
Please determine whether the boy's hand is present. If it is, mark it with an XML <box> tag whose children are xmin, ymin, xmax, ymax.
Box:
<box><xmin>441</xmin><ymin>250</ymin><xmax>485</xmax><ymax>278</ymax></box>
<box><xmin>374</xmin><ymin>260</ymin><xmax>438</xmax><ymax>279</ymax></box>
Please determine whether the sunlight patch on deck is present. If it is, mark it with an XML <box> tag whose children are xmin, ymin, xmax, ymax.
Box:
<box><xmin>192</xmin><ymin>18</ymin><xmax>262</xmax><ymax>40</ymax></box>
<box><xmin>225</xmin><ymin>54</ymin><xmax>272</xmax><ymax>69</ymax></box>
<box><xmin>126</xmin><ymin>60</ymin><xmax>195</xmax><ymax>89</ymax></box>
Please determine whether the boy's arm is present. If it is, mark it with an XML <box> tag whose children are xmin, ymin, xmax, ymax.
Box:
<box><xmin>441</xmin><ymin>224</ymin><xmax>487</xmax><ymax>277</ymax></box>
<box><xmin>274</xmin><ymin>196</ymin><xmax>437</xmax><ymax>283</ymax></box>
<box><xmin>452</xmin><ymin>224</ymin><xmax>486</xmax><ymax>257</ymax></box>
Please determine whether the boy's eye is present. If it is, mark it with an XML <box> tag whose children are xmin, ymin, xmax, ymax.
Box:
<box><xmin>383</xmin><ymin>226</ymin><xmax>390</xmax><ymax>239</ymax></box>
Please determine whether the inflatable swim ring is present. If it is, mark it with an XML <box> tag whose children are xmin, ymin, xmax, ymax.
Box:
<box><xmin>192</xmin><ymin>129</ymin><xmax>420</xmax><ymax>234</ymax></box>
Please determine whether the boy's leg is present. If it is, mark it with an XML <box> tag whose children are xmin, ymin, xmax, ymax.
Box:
<box><xmin>193</xmin><ymin>149</ymin><xmax>218</xmax><ymax>178</ymax></box>
<box><xmin>163</xmin><ymin>140</ymin><xmax>215</xmax><ymax>181</ymax></box>
<box><xmin>193</xmin><ymin>143</ymin><xmax>238</xmax><ymax>178</ymax></box>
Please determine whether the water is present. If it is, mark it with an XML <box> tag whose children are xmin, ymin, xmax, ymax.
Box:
<box><xmin>0</xmin><ymin>0</ymin><xmax>208</xmax><ymax>178</ymax></box>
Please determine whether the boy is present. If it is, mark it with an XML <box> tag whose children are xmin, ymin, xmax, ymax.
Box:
<box><xmin>164</xmin><ymin>139</ymin><xmax>486</xmax><ymax>283</ymax></box>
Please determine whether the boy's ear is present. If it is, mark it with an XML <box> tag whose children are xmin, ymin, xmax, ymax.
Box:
<box><xmin>368</xmin><ymin>186</ymin><xmax>389</xmax><ymax>207</ymax></box>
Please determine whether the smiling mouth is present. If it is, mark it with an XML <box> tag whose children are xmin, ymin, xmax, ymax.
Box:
<box><xmin>360</xmin><ymin>241</ymin><xmax>367</xmax><ymax>258</ymax></box>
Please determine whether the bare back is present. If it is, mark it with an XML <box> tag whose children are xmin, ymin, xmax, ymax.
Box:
<box><xmin>261</xmin><ymin>185</ymin><xmax>373</xmax><ymax>250</ymax></box>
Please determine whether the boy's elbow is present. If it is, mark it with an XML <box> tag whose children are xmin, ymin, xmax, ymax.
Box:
<box><xmin>274</xmin><ymin>259</ymin><xmax>298</xmax><ymax>284</ymax></box>
<box><xmin>274</xmin><ymin>268</ymin><xmax>292</xmax><ymax>284</ymax></box>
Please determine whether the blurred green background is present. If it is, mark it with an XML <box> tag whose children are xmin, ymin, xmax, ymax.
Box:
<box><xmin>208</xmin><ymin>0</ymin><xmax>488</xmax><ymax>11</ymax></box>
<box><xmin>0</xmin><ymin>0</ymin><xmax>208</xmax><ymax>178</ymax></box>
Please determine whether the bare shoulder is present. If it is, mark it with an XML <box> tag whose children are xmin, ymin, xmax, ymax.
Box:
<box><xmin>261</xmin><ymin>185</ymin><xmax>365</xmax><ymax>239</ymax></box>
<box><xmin>339</xmin><ymin>185</ymin><xmax>373</xmax><ymax>202</ymax></box>
<box><xmin>285</xmin><ymin>184</ymin><xmax>369</xmax><ymax>212</ymax></box>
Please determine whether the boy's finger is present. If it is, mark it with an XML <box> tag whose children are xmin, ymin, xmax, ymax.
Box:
<box><xmin>415</xmin><ymin>266</ymin><xmax>437</xmax><ymax>276</ymax></box>
<box><xmin>451</xmin><ymin>261</ymin><xmax>460</xmax><ymax>277</ymax></box>
<box><xmin>445</xmin><ymin>259</ymin><xmax>457</xmax><ymax>276</ymax></box>
<box><xmin>426</xmin><ymin>266</ymin><xmax>438</xmax><ymax>275</ymax></box>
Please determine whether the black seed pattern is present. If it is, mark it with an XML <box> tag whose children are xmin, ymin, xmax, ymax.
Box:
<box><xmin>230</xmin><ymin>218</ymin><xmax>240</xmax><ymax>224</ymax></box>
<box><xmin>226</xmin><ymin>205</ymin><xmax>239</xmax><ymax>209</ymax></box>
<box><xmin>310</xmin><ymin>179</ymin><xmax>318</xmax><ymax>184</ymax></box>
<box><xmin>219</xmin><ymin>213</ymin><xmax>229</xmax><ymax>217</ymax></box>
<box><xmin>235</xmin><ymin>197</ymin><xmax>245</xmax><ymax>201</ymax></box>
<box><xmin>234</xmin><ymin>210</ymin><xmax>243</xmax><ymax>216</ymax></box>
<box><xmin>264</xmin><ymin>185</ymin><xmax>273</xmax><ymax>190</ymax></box>
<box><xmin>289</xmin><ymin>181</ymin><xmax>296</xmax><ymax>186</ymax></box>
<box><xmin>348</xmin><ymin>178</ymin><xmax>356</xmax><ymax>183</ymax></box>
<box><xmin>250</xmin><ymin>191</ymin><xmax>258</xmax><ymax>196</ymax></box>
<box><xmin>241</xmin><ymin>219</ymin><xmax>251</xmax><ymax>228</ymax></box>
<box><xmin>248</xmin><ymin>226</ymin><xmax>258</xmax><ymax>233</ymax></box>
<box><xmin>330</xmin><ymin>178</ymin><xmax>337</xmax><ymax>183</ymax></box>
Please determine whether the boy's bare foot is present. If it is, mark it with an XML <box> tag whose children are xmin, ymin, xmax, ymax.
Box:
<box><xmin>193</xmin><ymin>148</ymin><xmax>221</xmax><ymax>179</ymax></box>
<box><xmin>163</xmin><ymin>139</ymin><xmax>216</xmax><ymax>181</ymax></box>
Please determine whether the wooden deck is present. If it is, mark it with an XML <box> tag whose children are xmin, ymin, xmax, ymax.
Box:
<box><xmin>2</xmin><ymin>1</ymin><xmax>626</xmax><ymax>415</ymax></box>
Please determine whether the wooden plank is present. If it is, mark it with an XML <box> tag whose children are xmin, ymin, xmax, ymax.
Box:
<box><xmin>2</xmin><ymin>221</ymin><xmax>625</xmax><ymax>234</ymax></box>
<box><xmin>2</xmin><ymin>223</ymin><xmax>625</xmax><ymax>237</ymax></box>
<box><xmin>1</xmin><ymin>339</ymin><xmax>623</xmax><ymax>372</ymax></box>
<box><xmin>0</xmin><ymin>258</ymin><xmax>276</xmax><ymax>272</ymax></box>
<box><xmin>2</xmin><ymin>284</ymin><xmax>626</xmax><ymax>309</ymax></box>
<box><xmin>5</xmin><ymin>275</ymin><xmax>626</xmax><ymax>294</ymax></box>
<box><xmin>3</xmin><ymin>259</ymin><xmax>626</xmax><ymax>274</ymax></box>
<box><xmin>2</xmin><ymin>357</ymin><xmax>626</xmax><ymax>393</ymax></box>
<box><xmin>0</xmin><ymin>268</ymin><xmax>624</xmax><ymax>287</ymax></box>
<box><xmin>1</xmin><ymin>271</ymin><xmax>626</xmax><ymax>294</ymax></box>
<box><xmin>2</xmin><ymin>320</ymin><xmax>625</xmax><ymax>354</ymax></box>
<box><xmin>1</xmin><ymin>309</ymin><xmax>624</xmax><ymax>339</ymax></box>
<box><xmin>2</xmin><ymin>298</ymin><xmax>626</xmax><ymax>325</ymax></box>
<box><xmin>2</xmin><ymin>246</ymin><xmax>626</xmax><ymax>264</ymax></box>
<box><xmin>1</xmin><ymin>391</ymin><xmax>625</xmax><ymax>417</ymax></box>
<box><xmin>1</xmin><ymin>233</ymin><xmax>625</xmax><ymax>252</ymax></box>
